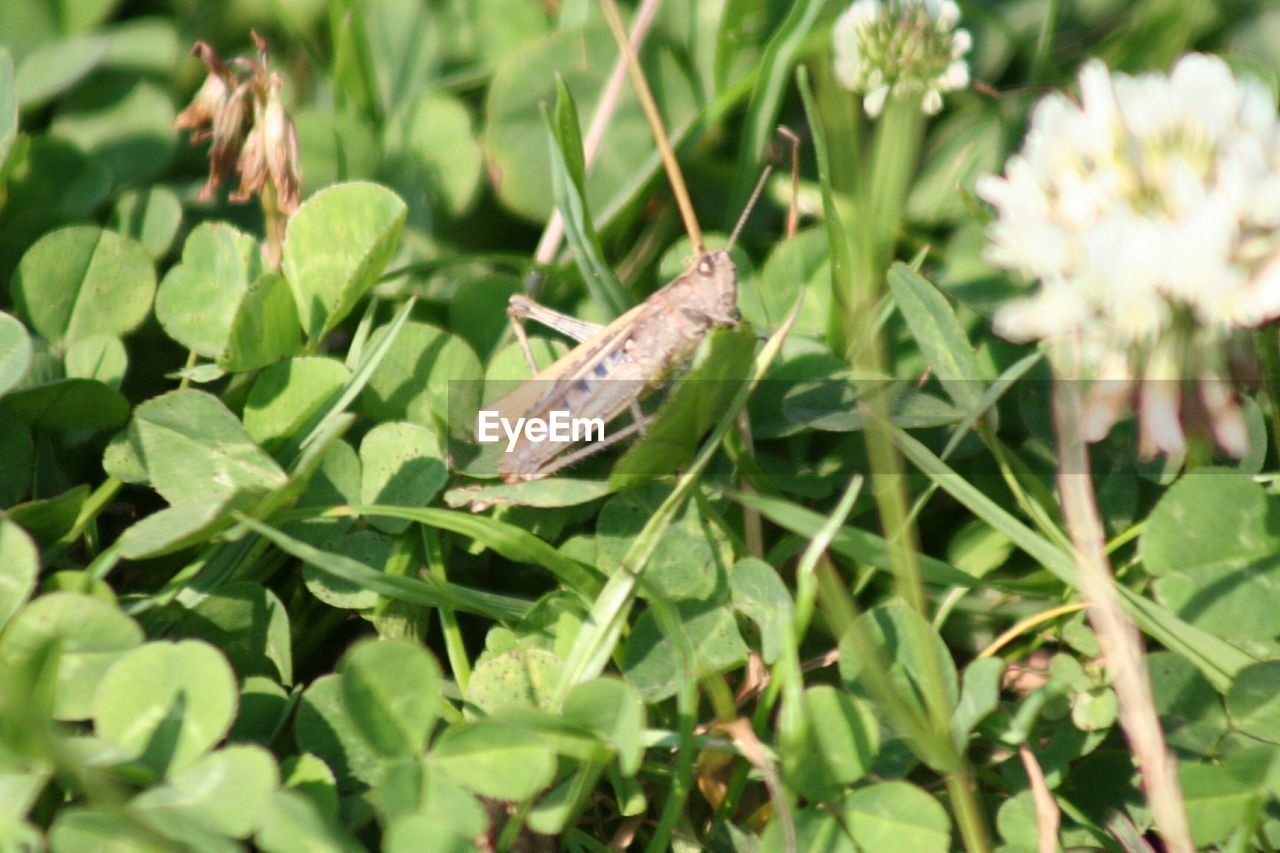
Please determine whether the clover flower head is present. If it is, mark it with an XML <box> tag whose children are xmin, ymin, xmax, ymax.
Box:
<box><xmin>979</xmin><ymin>54</ymin><xmax>1280</xmax><ymax>457</ymax></box>
<box><xmin>833</xmin><ymin>0</ymin><xmax>972</xmax><ymax>117</ymax></box>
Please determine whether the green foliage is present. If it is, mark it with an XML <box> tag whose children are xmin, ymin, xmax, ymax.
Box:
<box><xmin>92</xmin><ymin>639</ymin><xmax>238</xmax><ymax>773</ymax></box>
<box><xmin>281</xmin><ymin>181</ymin><xmax>407</xmax><ymax>341</ymax></box>
<box><xmin>483</xmin><ymin>23</ymin><xmax>696</xmax><ymax>223</ymax></box>
<box><xmin>4</xmin><ymin>1</ymin><xmax>1280</xmax><ymax>849</ymax></box>
<box><xmin>340</xmin><ymin>637</ymin><xmax>442</xmax><ymax>756</ymax></box>
<box><xmin>12</xmin><ymin>226</ymin><xmax>154</xmax><ymax>346</ymax></box>
<box><xmin>0</xmin><ymin>591</ymin><xmax>142</xmax><ymax>720</ymax></box>
<box><xmin>546</xmin><ymin>75</ymin><xmax>631</xmax><ymax>317</ymax></box>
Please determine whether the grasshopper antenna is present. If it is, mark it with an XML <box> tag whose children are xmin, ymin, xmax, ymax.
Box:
<box><xmin>727</xmin><ymin>126</ymin><xmax>802</xmax><ymax>252</ymax></box>
<box><xmin>726</xmin><ymin>164</ymin><xmax>773</xmax><ymax>252</ymax></box>
<box><xmin>598</xmin><ymin>0</ymin><xmax>704</xmax><ymax>254</ymax></box>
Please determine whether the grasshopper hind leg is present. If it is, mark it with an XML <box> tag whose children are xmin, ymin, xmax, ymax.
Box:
<box><xmin>507</xmin><ymin>294</ymin><xmax>607</xmax><ymax>374</ymax></box>
<box><xmin>525</xmin><ymin>414</ymin><xmax>652</xmax><ymax>480</ymax></box>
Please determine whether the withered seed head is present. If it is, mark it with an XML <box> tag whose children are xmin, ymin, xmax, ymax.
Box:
<box><xmin>230</xmin><ymin>120</ymin><xmax>266</xmax><ymax>204</ymax></box>
<box><xmin>173</xmin><ymin>70</ymin><xmax>228</xmax><ymax>137</ymax></box>
<box><xmin>176</xmin><ymin>34</ymin><xmax>302</xmax><ymax>215</ymax></box>
<box><xmin>200</xmin><ymin>81</ymin><xmax>252</xmax><ymax>199</ymax></box>
<box><xmin>262</xmin><ymin>74</ymin><xmax>302</xmax><ymax>213</ymax></box>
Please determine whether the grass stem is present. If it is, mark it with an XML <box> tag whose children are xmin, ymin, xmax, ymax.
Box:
<box><xmin>1051</xmin><ymin>352</ymin><xmax>1193</xmax><ymax>853</ymax></box>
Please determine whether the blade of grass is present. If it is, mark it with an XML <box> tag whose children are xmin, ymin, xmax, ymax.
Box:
<box><xmin>343</xmin><ymin>505</ymin><xmax>604</xmax><ymax>597</ymax></box>
<box><xmin>234</xmin><ymin>513</ymin><xmax>532</xmax><ymax>621</ymax></box>
<box><xmin>283</xmin><ymin>298</ymin><xmax>416</xmax><ymax>465</ymax></box>
<box><xmin>730</xmin><ymin>0</ymin><xmax>825</xmax><ymax>215</ymax></box>
<box><xmin>941</xmin><ymin>351</ymin><xmax>1042</xmax><ymax>459</ymax></box>
<box><xmin>536</xmin><ymin>50</ymin><xmax>763</xmax><ymax>276</ymax></box>
<box><xmin>327</xmin><ymin>0</ymin><xmax>382</xmax><ymax>122</ymax></box>
<box><xmin>641</xmin><ymin>594</ymin><xmax>698</xmax><ymax>853</ymax></box>
<box><xmin>796</xmin><ymin>65</ymin><xmax>856</xmax><ymax>351</ymax></box>
<box><xmin>891</xmin><ymin>423</ymin><xmax>1254</xmax><ymax>690</ymax></box>
<box><xmin>342</xmin><ymin>294</ymin><xmax>379</xmax><ymax>370</ymax></box>
<box><xmin>544</xmin><ymin>78</ymin><xmax>632</xmax><ymax>317</ymax></box>
<box><xmin>759</xmin><ymin>477</ymin><xmax>862</xmax><ymax>845</ymax></box>
<box><xmin>149</xmin><ymin>315</ymin><xmax>414</xmax><ymax>605</ymax></box>
<box><xmin>714</xmin><ymin>479</ymin><xmax>863</xmax><ymax>836</ymax></box>
<box><xmin>887</xmin><ymin>263</ymin><xmax>986</xmax><ymax>413</ymax></box>
<box><xmin>370</xmin><ymin>531</ymin><xmax>429</xmax><ymax>638</ymax></box>
<box><xmin>730</xmin><ymin>490</ymin><xmax>1006</xmax><ymax>591</ymax></box>
<box><xmin>422</xmin><ymin>527</ymin><xmax>471</xmax><ymax>691</ymax></box>
<box><xmin>902</xmin><ymin>350</ymin><xmax>1044</xmax><ymax>573</ymax></box>
<box><xmin>141</xmin><ymin>411</ymin><xmax>360</xmax><ymax>613</ymax></box>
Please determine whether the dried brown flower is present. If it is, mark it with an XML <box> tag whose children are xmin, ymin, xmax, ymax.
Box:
<box><xmin>175</xmin><ymin>34</ymin><xmax>302</xmax><ymax>218</ymax></box>
<box><xmin>262</xmin><ymin>75</ymin><xmax>302</xmax><ymax>214</ymax></box>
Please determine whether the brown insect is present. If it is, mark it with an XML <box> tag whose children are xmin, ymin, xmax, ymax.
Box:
<box><xmin>477</xmin><ymin>0</ymin><xmax>795</xmax><ymax>483</ymax></box>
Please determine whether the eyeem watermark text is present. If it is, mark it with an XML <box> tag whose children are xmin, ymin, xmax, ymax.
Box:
<box><xmin>476</xmin><ymin>410</ymin><xmax>605</xmax><ymax>452</ymax></box>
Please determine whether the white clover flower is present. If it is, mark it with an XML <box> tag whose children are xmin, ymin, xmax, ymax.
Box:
<box><xmin>979</xmin><ymin>53</ymin><xmax>1280</xmax><ymax>456</ymax></box>
<box><xmin>833</xmin><ymin>0</ymin><xmax>972</xmax><ymax>117</ymax></box>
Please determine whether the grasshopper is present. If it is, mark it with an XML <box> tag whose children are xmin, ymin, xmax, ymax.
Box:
<box><xmin>490</xmin><ymin>219</ymin><xmax>747</xmax><ymax>483</ymax></box>
<box><xmin>479</xmin><ymin>0</ymin><xmax>795</xmax><ymax>483</ymax></box>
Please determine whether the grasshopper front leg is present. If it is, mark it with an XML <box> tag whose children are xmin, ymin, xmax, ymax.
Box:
<box><xmin>507</xmin><ymin>294</ymin><xmax>606</xmax><ymax>374</ymax></box>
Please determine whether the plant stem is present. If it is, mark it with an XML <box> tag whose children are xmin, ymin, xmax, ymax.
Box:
<box><xmin>50</xmin><ymin>476</ymin><xmax>122</xmax><ymax>560</ymax></box>
<box><xmin>866</xmin><ymin>94</ymin><xmax>924</xmax><ymax>277</ymax></box>
<box><xmin>945</xmin><ymin>769</ymin><xmax>993</xmax><ymax>853</ymax></box>
<box><xmin>422</xmin><ymin>527</ymin><xmax>471</xmax><ymax>691</ymax></box>
<box><xmin>734</xmin><ymin>410</ymin><xmax>765</xmax><ymax>558</ymax></box>
<box><xmin>1051</xmin><ymin>355</ymin><xmax>1193</xmax><ymax>853</ymax></box>
<box><xmin>1253</xmin><ymin>324</ymin><xmax>1280</xmax><ymax>461</ymax></box>
<box><xmin>554</xmin><ymin>299</ymin><xmax>800</xmax><ymax>702</ymax></box>
<box><xmin>261</xmin><ymin>179</ymin><xmax>286</xmax><ymax>268</ymax></box>
<box><xmin>598</xmin><ymin>0</ymin><xmax>702</xmax><ymax>252</ymax></box>
<box><xmin>644</xmin><ymin>596</ymin><xmax>698</xmax><ymax>853</ymax></box>
<box><xmin>812</xmin><ymin>77</ymin><xmax>990</xmax><ymax>851</ymax></box>
<box><xmin>531</xmin><ymin>0</ymin><xmax>663</xmax><ymax>279</ymax></box>
<box><xmin>977</xmin><ymin>602</ymin><xmax>1088</xmax><ymax>659</ymax></box>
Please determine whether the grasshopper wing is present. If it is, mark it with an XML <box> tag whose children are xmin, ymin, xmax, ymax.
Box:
<box><xmin>484</xmin><ymin>302</ymin><xmax>667</xmax><ymax>480</ymax></box>
<box><xmin>484</xmin><ymin>301</ymin><xmax>654</xmax><ymax>423</ymax></box>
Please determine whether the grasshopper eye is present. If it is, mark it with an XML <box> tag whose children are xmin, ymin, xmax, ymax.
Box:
<box><xmin>697</xmin><ymin>257</ymin><xmax>714</xmax><ymax>276</ymax></box>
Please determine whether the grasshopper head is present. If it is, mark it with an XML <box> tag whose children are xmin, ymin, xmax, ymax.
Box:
<box><xmin>685</xmin><ymin>249</ymin><xmax>739</xmax><ymax>323</ymax></box>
